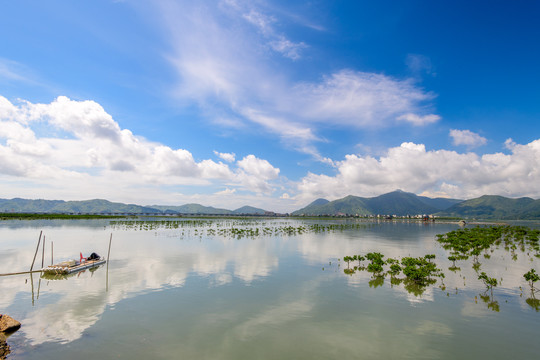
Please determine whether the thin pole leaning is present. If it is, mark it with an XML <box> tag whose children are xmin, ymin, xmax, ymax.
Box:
<box><xmin>30</xmin><ymin>231</ymin><xmax>43</xmax><ymax>272</ymax></box>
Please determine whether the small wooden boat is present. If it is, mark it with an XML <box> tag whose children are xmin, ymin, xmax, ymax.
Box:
<box><xmin>42</xmin><ymin>253</ymin><xmax>106</xmax><ymax>275</ymax></box>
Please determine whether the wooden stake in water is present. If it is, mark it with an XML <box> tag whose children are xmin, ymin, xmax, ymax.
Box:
<box><xmin>30</xmin><ymin>272</ymin><xmax>35</xmax><ymax>306</ymax></box>
<box><xmin>30</xmin><ymin>231</ymin><xmax>43</xmax><ymax>272</ymax></box>
<box><xmin>51</xmin><ymin>241</ymin><xmax>54</xmax><ymax>265</ymax></box>
<box><xmin>106</xmin><ymin>233</ymin><xmax>112</xmax><ymax>292</ymax></box>
<box><xmin>37</xmin><ymin>278</ymin><xmax>42</xmax><ymax>300</ymax></box>
<box><xmin>107</xmin><ymin>233</ymin><xmax>112</xmax><ymax>263</ymax></box>
<box><xmin>41</xmin><ymin>236</ymin><xmax>45</xmax><ymax>269</ymax></box>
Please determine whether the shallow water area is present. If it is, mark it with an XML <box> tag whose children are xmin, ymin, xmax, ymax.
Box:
<box><xmin>1</xmin><ymin>218</ymin><xmax>539</xmax><ymax>359</ymax></box>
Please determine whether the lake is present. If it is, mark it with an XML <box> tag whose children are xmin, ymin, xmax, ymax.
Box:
<box><xmin>1</xmin><ymin>218</ymin><xmax>539</xmax><ymax>359</ymax></box>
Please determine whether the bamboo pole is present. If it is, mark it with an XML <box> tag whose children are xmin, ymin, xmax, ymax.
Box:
<box><xmin>51</xmin><ymin>241</ymin><xmax>54</xmax><ymax>265</ymax></box>
<box><xmin>41</xmin><ymin>236</ymin><xmax>45</xmax><ymax>269</ymax></box>
<box><xmin>106</xmin><ymin>233</ymin><xmax>112</xmax><ymax>292</ymax></box>
<box><xmin>30</xmin><ymin>272</ymin><xmax>35</xmax><ymax>306</ymax></box>
<box><xmin>30</xmin><ymin>231</ymin><xmax>43</xmax><ymax>272</ymax></box>
<box><xmin>107</xmin><ymin>233</ymin><xmax>112</xmax><ymax>263</ymax></box>
<box><xmin>0</xmin><ymin>270</ymin><xmax>43</xmax><ymax>277</ymax></box>
<box><xmin>37</xmin><ymin>278</ymin><xmax>42</xmax><ymax>300</ymax></box>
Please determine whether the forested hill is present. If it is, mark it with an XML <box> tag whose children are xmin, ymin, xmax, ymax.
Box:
<box><xmin>0</xmin><ymin>198</ymin><xmax>267</xmax><ymax>215</ymax></box>
<box><xmin>3</xmin><ymin>193</ymin><xmax>540</xmax><ymax>219</ymax></box>
<box><xmin>436</xmin><ymin>195</ymin><xmax>540</xmax><ymax>219</ymax></box>
<box><xmin>0</xmin><ymin>198</ymin><xmax>158</xmax><ymax>214</ymax></box>
<box><xmin>292</xmin><ymin>190</ymin><xmax>461</xmax><ymax>216</ymax></box>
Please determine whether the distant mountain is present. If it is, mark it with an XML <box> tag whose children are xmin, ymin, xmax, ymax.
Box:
<box><xmin>149</xmin><ymin>204</ymin><xmax>233</xmax><ymax>215</ymax></box>
<box><xmin>0</xmin><ymin>198</ymin><xmax>256</xmax><ymax>215</ymax></box>
<box><xmin>292</xmin><ymin>190</ymin><xmax>463</xmax><ymax>216</ymax></box>
<box><xmin>0</xmin><ymin>198</ymin><xmax>157</xmax><ymax>214</ymax></box>
<box><xmin>437</xmin><ymin>195</ymin><xmax>540</xmax><ymax>219</ymax></box>
<box><xmin>4</xmin><ymin>193</ymin><xmax>540</xmax><ymax>219</ymax></box>
<box><xmin>234</xmin><ymin>206</ymin><xmax>267</xmax><ymax>214</ymax></box>
<box><xmin>0</xmin><ymin>198</ymin><xmax>65</xmax><ymax>213</ymax></box>
<box><xmin>310</xmin><ymin>198</ymin><xmax>330</xmax><ymax>206</ymax></box>
<box><xmin>291</xmin><ymin>198</ymin><xmax>330</xmax><ymax>215</ymax></box>
<box><xmin>417</xmin><ymin>196</ymin><xmax>462</xmax><ymax>211</ymax></box>
<box><xmin>297</xmin><ymin>195</ymin><xmax>371</xmax><ymax>216</ymax></box>
<box><xmin>365</xmin><ymin>191</ymin><xmax>439</xmax><ymax>215</ymax></box>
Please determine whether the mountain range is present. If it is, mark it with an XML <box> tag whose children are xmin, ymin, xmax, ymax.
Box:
<box><xmin>0</xmin><ymin>198</ymin><xmax>267</xmax><ymax>215</ymax></box>
<box><xmin>1</xmin><ymin>191</ymin><xmax>540</xmax><ymax>219</ymax></box>
<box><xmin>292</xmin><ymin>190</ymin><xmax>462</xmax><ymax>216</ymax></box>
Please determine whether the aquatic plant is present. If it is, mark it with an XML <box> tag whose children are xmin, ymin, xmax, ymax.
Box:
<box><xmin>478</xmin><ymin>271</ymin><xmax>498</xmax><ymax>296</ymax></box>
<box><xmin>523</xmin><ymin>269</ymin><xmax>539</xmax><ymax>292</ymax></box>
<box><xmin>366</xmin><ymin>252</ymin><xmax>385</xmax><ymax>275</ymax></box>
<box><xmin>401</xmin><ymin>256</ymin><xmax>444</xmax><ymax>285</ymax></box>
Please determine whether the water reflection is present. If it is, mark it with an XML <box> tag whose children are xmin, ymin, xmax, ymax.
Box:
<box><xmin>526</xmin><ymin>296</ymin><xmax>540</xmax><ymax>311</ymax></box>
<box><xmin>1</xmin><ymin>219</ymin><xmax>539</xmax><ymax>358</ymax></box>
<box><xmin>1</xmin><ymin>220</ymin><xmax>291</xmax><ymax>345</ymax></box>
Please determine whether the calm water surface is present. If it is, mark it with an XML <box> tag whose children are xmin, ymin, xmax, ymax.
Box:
<box><xmin>1</xmin><ymin>218</ymin><xmax>539</xmax><ymax>359</ymax></box>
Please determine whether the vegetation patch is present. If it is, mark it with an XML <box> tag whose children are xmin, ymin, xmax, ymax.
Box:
<box><xmin>335</xmin><ymin>225</ymin><xmax>540</xmax><ymax>312</ymax></box>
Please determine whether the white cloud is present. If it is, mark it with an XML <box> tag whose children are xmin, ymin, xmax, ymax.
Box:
<box><xmin>297</xmin><ymin>140</ymin><xmax>540</xmax><ymax>201</ymax></box>
<box><xmin>397</xmin><ymin>113</ymin><xmax>440</xmax><ymax>126</ymax></box>
<box><xmin>0</xmin><ymin>58</ymin><xmax>32</xmax><ymax>83</ymax></box>
<box><xmin>215</xmin><ymin>188</ymin><xmax>236</xmax><ymax>195</ymax></box>
<box><xmin>0</xmin><ymin>95</ymin><xmax>281</xmax><ymax>200</ymax></box>
<box><xmin>236</xmin><ymin>155</ymin><xmax>280</xmax><ymax>194</ymax></box>
<box><xmin>239</xmin><ymin>6</ymin><xmax>307</xmax><ymax>60</ymax></box>
<box><xmin>450</xmin><ymin>129</ymin><xmax>487</xmax><ymax>147</ymax></box>
<box><xmin>294</xmin><ymin>71</ymin><xmax>439</xmax><ymax>128</ymax></box>
<box><xmin>242</xmin><ymin>9</ymin><xmax>275</xmax><ymax>35</ymax></box>
<box><xmin>213</xmin><ymin>150</ymin><xmax>236</xmax><ymax>162</ymax></box>
<box><xmin>237</xmin><ymin>154</ymin><xmax>279</xmax><ymax>179</ymax></box>
<box><xmin>269</xmin><ymin>37</ymin><xmax>307</xmax><ymax>60</ymax></box>
<box><xmin>151</xmin><ymin>1</ymin><xmax>440</xmax><ymax>161</ymax></box>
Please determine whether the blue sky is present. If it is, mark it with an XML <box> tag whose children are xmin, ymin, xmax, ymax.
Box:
<box><xmin>1</xmin><ymin>0</ymin><xmax>540</xmax><ymax>212</ymax></box>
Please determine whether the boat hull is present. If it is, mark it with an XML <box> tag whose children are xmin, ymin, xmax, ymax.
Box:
<box><xmin>42</xmin><ymin>258</ymin><xmax>106</xmax><ymax>275</ymax></box>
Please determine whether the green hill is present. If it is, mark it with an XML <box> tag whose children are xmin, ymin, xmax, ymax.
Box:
<box><xmin>437</xmin><ymin>195</ymin><xmax>540</xmax><ymax>219</ymax></box>
<box><xmin>0</xmin><ymin>198</ymin><xmax>158</xmax><ymax>214</ymax></box>
<box><xmin>291</xmin><ymin>198</ymin><xmax>330</xmax><ymax>215</ymax></box>
<box><xmin>292</xmin><ymin>195</ymin><xmax>370</xmax><ymax>216</ymax></box>
<box><xmin>365</xmin><ymin>191</ymin><xmax>439</xmax><ymax>215</ymax></box>
<box><xmin>150</xmin><ymin>204</ymin><xmax>233</xmax><ymax>215</ymax></box>
<box><xmin>3</xmin><ymin>193</ymin><xmax>540</xmax><ymax>219</ymax></box>
<box><xmin>234</xmin><ymin>206</ymin><xmax>267</xmax><ymax>214</ymax></box>
<box><xmin>293</xmin><ymin>190</ymin><xmax>462</xmax><ymax>216</ymax></box>
<box><xmin>417</xmin><ymin>195</ymin><xmax>462</xmax><ymax>210</ymax></box>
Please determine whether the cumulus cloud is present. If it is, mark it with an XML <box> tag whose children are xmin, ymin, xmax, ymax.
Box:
<box><xmin>0</xmin><ymin>95</ymin><xmax>281</xmax><ymax>200</ymax></box>
<box><xmin>236</xmin><ymin>154</ymin><xmax>280</xmax><ymax>193</ymax></box>
<box><xmin>213</xmin><ymin>150</ymin><xmax>236</xmax><ymax>162</ymax></box>
<box><xmin>450</xmin><ymin>129</ymin><xmax>487</xmax><ymax>148</ymax></box>
<box><xmin>297</xmin><ymin>140</ymin><xmax>540</xmax><ymax>201</ymax></box>
<box><xmin>237</xmin><ymin>154</ymin><xmax>280</xmax><ymax>179</ymax></box>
